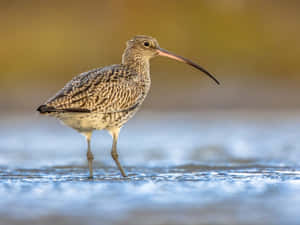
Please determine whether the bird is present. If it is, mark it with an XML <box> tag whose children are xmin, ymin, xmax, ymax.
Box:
<box><xmin>37</xmin><ymin>35</ymin><xmax>219</xmax><ymax>178</ymax></box>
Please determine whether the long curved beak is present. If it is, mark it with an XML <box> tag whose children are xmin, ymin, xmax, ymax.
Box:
<box><xmin>157</xmin><ymin>48</ymin><xmax>220</xmax><ymax>85</ymax></box>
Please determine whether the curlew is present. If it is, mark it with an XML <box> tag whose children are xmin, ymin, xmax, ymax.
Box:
<box><xmin>37</xmin><ymin>35</ymin><xmax>219</xmax><ymax>178</ymax></box>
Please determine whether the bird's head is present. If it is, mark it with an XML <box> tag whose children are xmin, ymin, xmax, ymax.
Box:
<box><xmin>123</xmin><ymin>35</ymin><xmax>220</xmax><ymax>85</ymax></box>
<box><xmin>125</xmin><ymin>35</ymin><xmax>160</xmax><ymax>59</ymax></box>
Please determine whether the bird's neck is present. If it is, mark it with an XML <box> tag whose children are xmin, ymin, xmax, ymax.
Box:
<box><xmin>122</xmin><ymin>51</ymin><xmax>151</xmax><ymax>81</ymax></box>
<box><xmin>122</xmin><ymin>49</ymin><xmax>151</xmax><ymax>98</ymax></box>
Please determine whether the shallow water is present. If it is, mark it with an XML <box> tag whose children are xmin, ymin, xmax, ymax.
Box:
<box><xmin>0</xmin><ymin>111</ymin><xmax>300</xmax><ymax>225</ymax></box>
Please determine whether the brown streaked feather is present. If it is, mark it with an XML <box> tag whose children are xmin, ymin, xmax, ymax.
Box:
<box><xmin>41</xmin><ymin>64</ymin><xmax>146</xmax><ymax>114</ymax></box>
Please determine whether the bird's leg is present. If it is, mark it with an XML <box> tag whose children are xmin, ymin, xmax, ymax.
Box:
<box><xmin>109</xmin><ymin>128</ymin><xmax>127</xmax><ymax>177</ymax></box>
<box><xmin>84</xmin><ymin>132</ymin><xmax>94</xmax><ymax>179</ymax></box>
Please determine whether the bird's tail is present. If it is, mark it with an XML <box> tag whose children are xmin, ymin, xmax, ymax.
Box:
<box><xmin>37</xmin><ymin>105</ymin><xmax>59</xmax><ymax>114</ymax></box>
<box><xmin>37</xmin><ymin>104</ymin><xmax>91</xmax><ymax>113</ymax></box>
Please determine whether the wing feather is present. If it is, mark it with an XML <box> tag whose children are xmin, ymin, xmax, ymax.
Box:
<box><xmin>41</xmin><ymin>65</ymin><xmax>144</xmax><ymax>114</ymax></box>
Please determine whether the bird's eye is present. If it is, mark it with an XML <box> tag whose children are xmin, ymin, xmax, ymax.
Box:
<box><xmin>143</xmin><ymin>41</ymin><xmax>150</xmax><ymax>47</ymax></box>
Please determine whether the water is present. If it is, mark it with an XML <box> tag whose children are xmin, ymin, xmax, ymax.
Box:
<box><xmin>0</xmin><ymin>111</ymin><xmax>300</xmax><ymax>225</ymax></box>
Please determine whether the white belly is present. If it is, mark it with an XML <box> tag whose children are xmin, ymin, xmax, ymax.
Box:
<box><xmin>55</xmin><ymin>113</ymin><xmax>108</xmax><ymax>132</ymax></box>
<box><xmin>50</xmin><ymin>109</ymin><xmax>138</xmax><ymax>133</ymax></box>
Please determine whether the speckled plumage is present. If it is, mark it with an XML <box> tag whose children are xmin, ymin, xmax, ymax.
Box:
<box><xmin>37</xmin><ymin>35</ymin><xmax>219</xmax><ymax>178</ymax></box>
<box><xmin>41</xmin><ymin>63</ymin><xmax>150</xmax><ymax>132</ymax></box>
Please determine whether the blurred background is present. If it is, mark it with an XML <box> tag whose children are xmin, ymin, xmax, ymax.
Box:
<box><xmin>1</xmin><ymin>1</ymin><xmax>300</xmax><ymax>225</ymax></box>
<box><xmin>1</xmin><ymin>0</ymin><xmax>300</xmax><ymax>113</ymax></box>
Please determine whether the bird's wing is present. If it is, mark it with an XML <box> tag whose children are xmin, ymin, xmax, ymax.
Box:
<box><xmin>39</xmin><ymin>65</ymin><xmax>144</xmax><ymax>114</ymax></box>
